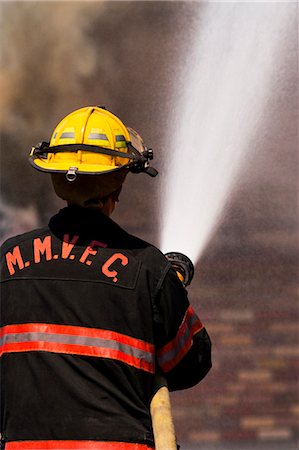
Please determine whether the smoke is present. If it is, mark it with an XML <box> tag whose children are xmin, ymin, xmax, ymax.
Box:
<box><xmin>0</xmin><ymin>1</ymin><xmax>198</xmax><ymax>240</ymax></box>
<box><xmin>0</xmin><ymin>2</ymin><xmax>97</xmax><ymax>131</ymax></box>
<box><xmin>0</xmin><ymin>1</ymin><xmax>102</xmax><ymax>229</ymax></box>
<box><xmin>0</xmin><ymin>198</ymin><xmax>39</xmax><ymax>244</ymax></box>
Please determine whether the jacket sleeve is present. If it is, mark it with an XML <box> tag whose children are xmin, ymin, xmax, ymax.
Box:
<box><xmin>153</xmin><ymin>266</ymin><xmax>212</xmax><ymax>391</ymax></box>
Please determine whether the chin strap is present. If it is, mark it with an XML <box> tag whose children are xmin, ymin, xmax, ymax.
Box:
<box><xmin>31</xmin><ymin>141</ymin><xmax>158</xmax><ymax>177</ymax></box>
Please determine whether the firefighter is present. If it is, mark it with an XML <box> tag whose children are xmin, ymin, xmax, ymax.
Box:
<box><xmin>0</xmin><ymin>106</ymin><xmax>212</xmax><ymax>450</ymax></box>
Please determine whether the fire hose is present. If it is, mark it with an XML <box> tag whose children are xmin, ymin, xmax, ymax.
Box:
<box><xmin>150</xmin><ymin>253</ymin><xmax>194</xmax><ymax>450</ymax></box>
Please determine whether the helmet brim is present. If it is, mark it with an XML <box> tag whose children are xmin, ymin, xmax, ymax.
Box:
<box><xmin>29</xmin><ymin>155</ymin><xmax>130</xmax><ymax>175</ymax></box>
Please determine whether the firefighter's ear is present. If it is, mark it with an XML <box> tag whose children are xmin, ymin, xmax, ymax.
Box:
<box><xmin>111</xmin><ymin>185</ymin><xmax>123</xmax><ymax>203</ymax></box>
<box><xmin>101</xmin><ymin>186</ymin><xmax>123</xmax><ymax>216</ymax></box>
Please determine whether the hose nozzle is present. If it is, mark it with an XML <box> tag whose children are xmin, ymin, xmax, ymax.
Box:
<box><xmin>165</xmin><ymin>252</ymin><xmax>194</xmax><ymax>287</ymax></box>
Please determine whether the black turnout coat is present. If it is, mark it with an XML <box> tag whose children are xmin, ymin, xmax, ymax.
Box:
<box><xmin>0</xmin><ymin>206</ymin><xmax>212</xmax><ymax>448</ymax></box>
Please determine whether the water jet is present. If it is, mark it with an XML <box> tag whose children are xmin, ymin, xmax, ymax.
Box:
<box><xmin>160</xmin><ymin>3</ymin><xmax>293</xmax><ymax>266</ymax></box>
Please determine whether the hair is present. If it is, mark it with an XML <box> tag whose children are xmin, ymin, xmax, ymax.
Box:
<box><xmin>51</xmin><ymin>168</ymin><xmax>129</xmax><ymax>209</ymax></box>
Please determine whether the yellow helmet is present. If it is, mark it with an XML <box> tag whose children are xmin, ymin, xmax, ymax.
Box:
<box><xmin>29</xmin><ymin>106</ymin><xmax>157</xmax><ymax>181</ymax></box>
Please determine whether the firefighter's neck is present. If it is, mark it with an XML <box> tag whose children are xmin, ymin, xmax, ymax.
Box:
<box><xmin>68</xmin><ymin>186</ymin><xmax>121</xmax><ymax>216</ymax></box>
<box><xmin>67</xmin><ymin>197</ymin><xmax>116</xmax><ymax>217</ymax></box>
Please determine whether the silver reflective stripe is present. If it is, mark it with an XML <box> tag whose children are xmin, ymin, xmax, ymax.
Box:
<box><xmin>1</xmin><ymin>332</ymin><xmax>154</xmax><ymax>364</ymax></box>
<box><xmin>60</xmin><ymin>132</ymin><xmax>75</xmax><ymax>139</ymax></box>
<box><xmin>88</xmin><ymin>133</ymin><xmax>108</xmax><ymax>140</ymax></box>
<box><xmin>115</xmin><ymin>135</ymin><xmax>125</xmax><ymax>142</ymax></box>
<box><xmin>157</xmin><ymin>313</ymin><xmax>199</xmax><ymax>366</ymax></box>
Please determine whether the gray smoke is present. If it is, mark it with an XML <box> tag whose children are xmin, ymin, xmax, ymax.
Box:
<box><xmin>0</xmin><ymin>1</ymin><xmax>100</xmax><ymax>229</ymax></box>
<box><xmin>0</xmin><ymin>1</ymin><xmax>197</xmax><ymax>238</ymax></box>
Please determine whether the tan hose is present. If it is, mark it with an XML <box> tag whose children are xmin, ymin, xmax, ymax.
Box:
<box><xmin>150</xmin><ymin>268</ymin><xmax>186</xmax><ymax>449</ymax></box>
<box><xmin>150</xmin><ymin>382</ymin><xmax>177</xmax><ymax>450</ymax></box>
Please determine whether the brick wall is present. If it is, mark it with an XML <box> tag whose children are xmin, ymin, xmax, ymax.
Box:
<box><xmin>171</xmin><ymin>205</ymin><xmax>299</xmax><ymax>449</ymax></box>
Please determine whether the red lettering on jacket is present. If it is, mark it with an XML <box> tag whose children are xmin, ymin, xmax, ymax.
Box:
<box><xmin>62</xmin><ymin>234</ymin><xmax>79</xmax><ymax>259</ymax></box>
<box><xmin>102</xmin><ymin>253</ymin><xmax>129</xmax><ymax>282</ymax></box>
<box><xmin>80</xmin><ymin>240</ymin><xmax>107</xmax><ymax>265</ymax></box>
<box><xmin>5</xmin><ymin>246</ymin><xmax>25</xmax><ymax>275</ymax></box>
<box><xmin>34</xmin><ymin>236</ymin><xmax>52</xmax><ymax>263</ymax></box>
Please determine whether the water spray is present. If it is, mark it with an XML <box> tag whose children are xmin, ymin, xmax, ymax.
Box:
<box><xmin>160</xmin><ymin>3</ymin><xmax>293</xmax><ymax>265</ymax></box>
